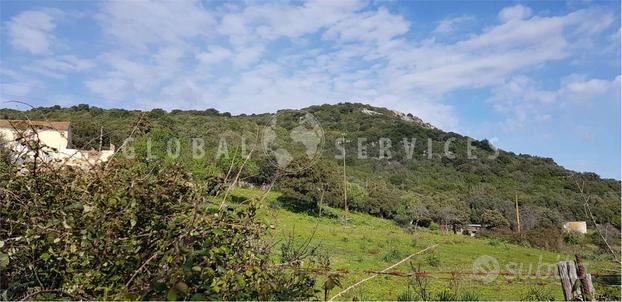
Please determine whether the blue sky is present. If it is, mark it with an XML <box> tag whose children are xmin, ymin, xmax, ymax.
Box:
<box><xmin>0</xmin><ymin>0</ymin><xmax>620</xmax><ymax>179</ymax></box>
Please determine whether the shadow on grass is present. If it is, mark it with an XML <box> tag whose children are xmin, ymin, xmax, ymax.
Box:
<box><xmin>277</xmin><ymin>196</ymin><xmax>317</xmax><ymax>214</ymax></box>
<box><xmin>276</xmin><ymin>196</ymin><xmax>341</xmax><ymax>220</ymax></box>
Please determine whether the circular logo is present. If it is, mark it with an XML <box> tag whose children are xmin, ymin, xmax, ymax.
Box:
<box><xmin>260</xmin><ymin>111</ymin><xmax>324</xmax><ymax>172</ymax></box>
<box><xmin>472</xmin><ymin>255</ymin><xmax>499</xmax><ymax>284</ymax></box>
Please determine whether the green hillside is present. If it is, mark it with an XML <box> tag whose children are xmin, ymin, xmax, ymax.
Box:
<box><xmin>1</xmin><ymin>102</ymin><xmax>619</xmax><ymax>236</ymax></box>
<box><xmin>231</xmin><ymin>187</ymin><xmax>619</xmax><ymax>301</ymax></box>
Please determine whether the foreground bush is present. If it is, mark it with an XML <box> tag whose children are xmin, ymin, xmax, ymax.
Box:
<box><xmin>0</xmin><ymin>160</ymin><xmax>316</xmax><ymax>300</ymax></box>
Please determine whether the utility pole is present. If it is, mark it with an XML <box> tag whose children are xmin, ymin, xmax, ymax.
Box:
<box><xmin>99</xmin><ymin>126</ymin><xmax>103</xmax><ymax>151</ymax></box>
<box><xmin>515</xmin><ymin>194</ymin><xmax>521</xmax><ymax>233</ymax></box>
<box><xmin>319</xmin><ymin>187</ymin><xmax>325</xmax><ymax>218</ymax></box>
<box><xmin>343</xmin><ymin>135</ymin><xmax>348</xmax><ymax>221</ymax></box>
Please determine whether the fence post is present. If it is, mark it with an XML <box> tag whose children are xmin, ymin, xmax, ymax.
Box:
<box><xmin>575</xmin><ymin>255</ymin><xmax>595</xmax><ymax>302</ymax></box>
<box><xmin>557</xmin><ymin>261</ymin><xmax>575</xmax><ymax>300</ymax></box>
<box><xmin>569</xmin><ymin>261</ymin><xmax>581</xmax><ymax>299</ymax></box>
<box><xmin>557</xmin><ymin>256</ymin><xmax>596</xmax><ymax>301</ymax></box>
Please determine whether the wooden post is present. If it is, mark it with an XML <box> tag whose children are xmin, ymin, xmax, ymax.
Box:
<box><xmin>586</xmin><ymin>274</ymin><xmax>595</xmax><ymax>297</ymax></box>
<box><xmin>557</xmin><ymin>261</ymin><xmax>576</xmax><ymax>301</ymax></box>
<box><xmin>557</xmin><ymin>256</ymin><xmax>596</xmax><ymax>301</ymax></box>
<box><xmin>575</xmin><ymin>255</ymin><xmax>595</xmax><ymax>301</ymax></box>
<box><xmin>318</xmin><ymin>187</ymin><xmax>325</xmax><ymax>218</ymax></box>
<box><xmin>569</xmin><ymin>261</ymin><xmax>581</xmax><ymax>300</ymax></box>
<box><xmin>515</xmin><ymin>194</ymin><xmax>521</xmax><ymax>233</ymax></box>
<box><xmin>99</xmin><ymin>126</ymin><xmax>103</xmax><ymax>151</ymax></box>
<box><xmin>342</xmin><ymin>135</ymin><xmax>348</xmax><ymax>220</ymax></box>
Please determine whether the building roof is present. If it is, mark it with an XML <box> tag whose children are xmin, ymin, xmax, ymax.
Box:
<box><xmin>0</xmin><ymin>119</ymin><xmax>70</xmax><ymax>131</ymax></box>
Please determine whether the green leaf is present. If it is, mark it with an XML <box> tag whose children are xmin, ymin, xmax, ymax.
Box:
<box><xmin>64</xmin><ymin>202</ymin><xmax>83</xmax><ymax>211</ymax></box>
<box><xmin>175</xmin><ymin>281</ymin><xmax>189</xmax><ymax>294</ymax></box>
<box><xmin>0</xmin><ymin>252</ymin><xmax>9</xmax><ymax>268</ymax></box>
<box><xmin>40</xmin><ymin>252</ymin><xmax>50</xmax><ymax>261</ymax></box>
<box><xmin>166</xmin><ymin>288</ymin><xmax>177</xmax><ymax>301</ymax></box>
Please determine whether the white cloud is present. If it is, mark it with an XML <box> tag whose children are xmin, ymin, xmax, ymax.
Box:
<box><xmin>84</xmin><ymin>49</ymin><xmax>186</xmax><ymax>103</ymax></box>
<box><xmin>0</xmin><ymin>68</ymin><xmax>43</xmax><ymax>102</ymax></box>
<box><xmin>489</xmin><ymin>76</ymin><xmax>557</xmax><ymax>114</ymax></box>
<box><xmin>498</xmin><ymin>4</ymin><xmax>532</xmax><ymax>22</ymax></box>
<box><xmin>323</xmin><ymin>7</ymin><xmax>409</xmax><ymax>43</ymax></box>
<box><xmin>489</xmin><ymin>74</ymin><xmax>621</xmax><ymax>130</ymax></box>
<box><xmin>196</xmin><ymin>46</ymin><xmax>232</xmax><ymax>65</ymax></box>
<box><xmin>559</xmin><ymin>74</ymin><xmax>621</xmax><ymax>103</ymax></box>
<box><xmin>217</xmin><ymin>0</ymin><xmax>364</xmax><ymax>44</ymax></box>
<box><xmin>433</xmin><ymin>16</ymin><xmax>474</xmax><ymax>34</ymax></box>
<box><xmin>96</xmin><ymin>0</ymin><xmax>214</xmax><ymax>48</ymax></box>
<box><xmin>383</xmin><ymin>6</ymin><xmax>615</xmax><ymax>98</ymax></box>
<box><xmin>84</xmin><ymin>77</ymin><xmax>131</xmax><ymax>103</ymax></box>
<box><xmin>27</xmin><ymin>55</ymin><xmax>94</xmax><ymax>78</ymax></box>
<box><xmin>0</xmin><ymin>82</ymin><xmax>37</xmax><ymax>99</ymax></box>
<box><xmin>6</xmin><ymin>10</ymin><xmax>56</xmax><ymax>54</ymax></box>
<box><xmin>232</xmin><ymin>46</ymin><xmax>264</xmax><ymax>68</ymax></box>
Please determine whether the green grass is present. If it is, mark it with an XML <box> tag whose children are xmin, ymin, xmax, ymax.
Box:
<box><xmin>230</xmin><ymin>188</ymin><xmax>619</xmax><ymax>301</ymax></box>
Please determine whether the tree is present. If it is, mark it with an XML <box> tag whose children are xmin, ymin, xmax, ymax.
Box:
<box><xmin>395</xmin><ymin>194</ymin><xmax>431</xmax><ymax>227</ymax></box>
<box><xmin>277</xmin><ymin>158</ymin><xmax>342</xmax><ymax>212</ymax></box>
<box><xmin>407</xmin><ymin>202</ymin><xmax>431</xmax><ymax>227</ymax></box>
<box><xmin>346</xmin><ymin>182</ymin><xmax>367</xmax><ymax>211</ymax></box>
<box><xmin>520</xmin><ymin>205</ymin><xmax>542</xmax><ymax>232</ymax></box>
<box><xmin>364</xmin><ymin>181</ymin><xmax>401</xmax><ymax>218</ymax></box>
<box><xmin>435</xmin><ymin>206</ymin><xmax>468</xmax><ymax>233</ymax></box>
<box><xmin>481</xmin><ymin>209</ymin><xmax>510</xmax><ymax>230</ymax></box>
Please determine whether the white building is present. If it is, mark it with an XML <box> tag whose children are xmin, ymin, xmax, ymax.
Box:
<box><xmin>0</xmin><ymin>119</ymin><xmax>114</xmax><ymax>168</ymax></box>
<box><xmin>563</xmin><ymin>221</ymin><xmax>588</xmax><ymax>234</ymax></box>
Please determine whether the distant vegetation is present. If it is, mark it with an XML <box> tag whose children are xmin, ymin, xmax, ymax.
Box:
<box><xmin>0</xmin><ymin>102</ymin><xmax>620</xmax><ymax>300</ymax></box>
<box><xmin>0</xmin><ymin>103</ymin><xmax>620</xmax><ymax>226</ymax></box>
<box><xmin>1</xmin><ymin>102</ymin><xmax>620</xmax><ymax>253</ymax></box>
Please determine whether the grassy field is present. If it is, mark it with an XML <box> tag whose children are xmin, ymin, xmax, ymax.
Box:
<box><xmin>229</xmin><ymin>188</ymin><xmax>618</xmax><ymax>301</ymax></box>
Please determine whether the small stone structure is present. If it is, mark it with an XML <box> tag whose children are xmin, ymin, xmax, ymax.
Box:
<box><xmin>462</xmin><ymin>224</ymin><xmax>482</xmax><ymax>237</ymax></box>
<box><xmin>563</xmin><ymin>221</ymin><xmax>587</xmax><ymax>234</ymax></box>
<box><xmin>439</xmin><ymin>223</ymin><xmax>482</xmax><ymax>236</ymax></box>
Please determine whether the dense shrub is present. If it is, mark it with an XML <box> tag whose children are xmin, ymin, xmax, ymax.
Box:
<box><xmin>523</xmin><ymin>227</ymin><xmax>565</xmax><ymax>250</ymax></box>
<box><xmin>563</xmin><ymin>231</ymin><xmax>584</xmax><ymax>245</ymax></box>
<box><xmin>416</xmin><ymin>218</ymin><xmax>432</xmax><ymax>228</ymax></box>
<box><xmin>493</xmin><ymin>227</ymin><xmax>565</xmax><ymax>250</ymax></box>
<box><xmin>0</xmin><ymin>159</ymin><xmax>317</xmax><ymax>300</ymax></box>
<box><xmin>481</xmin><ymin>209</ymin><xmax>510</xmax><ymax>230</ymax></box>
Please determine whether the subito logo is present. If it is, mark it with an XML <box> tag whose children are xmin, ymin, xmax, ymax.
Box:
<box><xmin>473</xmin><ymin>255</ymin><xmax>500</xmax><ymax>284</ymax></box>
